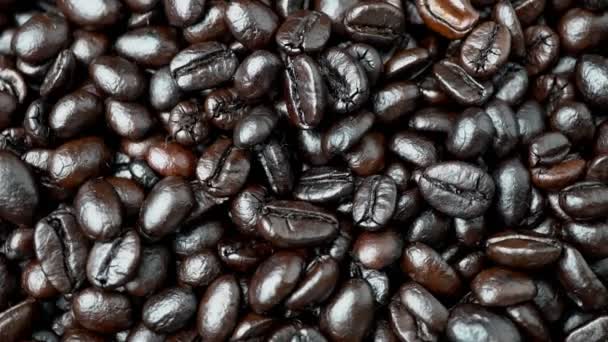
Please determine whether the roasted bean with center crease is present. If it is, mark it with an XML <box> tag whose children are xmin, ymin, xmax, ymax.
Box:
<box><xmin>257</xmin><ymin>200</ymin><xmax>338</xmax><ymax>247</ymax></box>
<box><xmin>2</xmin><ymin>0</ymin><xmax>608</xmax><ymax>340</ymax></box>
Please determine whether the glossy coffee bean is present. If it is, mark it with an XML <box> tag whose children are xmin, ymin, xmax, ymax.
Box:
<box><xmin>284</xmin><ymin>255</ymin><xmax>339</xmax><ymax>311</ymax></box>
<box><xmin>149</xmin><ymin>67</ymin><xmax>182</xmax><ymax>111</ymax></box>
<box><xmin>0</xmin><ymin>150</ymin><xmax>39</xmax><ymax>225</ymax></box>
<box><xmin>575</xmin><ymin>54</ymin><xmax>608</xmax><ymax>108</ymax></box>
<box><xmin>105</xmin><ymin>99</ymin><xmax>155</xmax><ymax>140</ymax></box>
<box><xmin>166</xmin><ymin>100</ymin><xmax>208</xmax><ymax>146</ymax></box>
<box><xmin>276</xmin><ymin>10</ymin><xmax>331</xmax><ymax>55</ymax></box>
<box><xmin>558</xmin><ymin>244</ymin><xmax>608</xmax><ymax>310</ymax></box>
<box><xmin>524</xmin><ymin>25</ymin><xmax>560</xmax><ymax>76</ymax></box>
<box><xmin>142</xmin><ymin>287</ymin><xmax>197</xmax><ymax>333</ymax></box>
<box><xmin>58</xmin><ymin>0</ymin><xmax>122</xmax><ymax>28</ymax></box>
<box><xmin>401</xmin><ymin>242</ymin><xmax>462</xmax><ymax>297</ymax></box>
<box><xmin>73</xmin><ymin>288</ymin><xmax>133</xmax><ymax>333</ymax></box>
<box><xmin>115</xmin><ymin>26</ymin><xmax>179</xmax><ymax>68</ymax></box>
<box><xmin>21</xmin><ymin>261</ymin><xmax>57</xmax><ymax>299</ymax></box>
<box><xmin>197</xmin><ymin>274</ymin><xmax>241</xmax><ymax>342</ymax></box>
<box><xmin>390</xmin><ymin>131</ymin><xmax>438</xmax><ymax>167</ymax></box>
<box><xmin>196</xmin><ymin>137</ymin><xmax>251</xmax><ymax>197</ymax></box>
<box><xmin>257</xmin><ymin>200</ymin><xmax>338</xmax><ymax>247</ymax></box>
<box><xmin>89</xmin><ymin>56</ymin><xmax>144</xmax><ymax>101</ymax></box>
<box><xmin>321</xmin><ymin>111</ymin><xmax>373</xmax><ymax>158</ymax></box>
<box><xmin>285</xmin><ymin>54</ymin><xmax>327</xmax><ymax>129</ymax></box>
<box><xmin>419</xmin><ymin>161</ymin><xmax>495</xmax><ymax>218</ymax></box>
<box><xmin>86</xmin><ymin>229</ymin><xmax>141</xmax><ymax>289</ymax></box>
<box><xmin>459</xmin><ymin>21</ymin><xmax>511</xmax><ymax>78</ymax></box>
<box><xmin>234</xmin><ymin>106</ymin><xmax>278</xmax><ymax>148</ymax></box>
<box><xmin>493</xmin><ymin>158</ymin><xmax>530</xmax><ymax>226</ymax></box>
<box><xmin>318</xmin><ymin>47</ymin><xmax>370</xmax><ymax>114</ymax></box>
<box><xmin>249</xmin><ymin>251</ymin><xmax>304</xmax><ymax>313</ymax></box>
<box><xmin>257</xmin><ymin>138</ymin><xmax>296</xmax><ymax>195</ymax></box>
<box><xmin>433</xmin><ymin>59</ymin><xmax>493</xmax><ymax>106</ymax></box>
<box><xmin>170</xmin><ymin>42</ymin><xmax>238</xmax><ymax>92</ymax></box>
<box><xmin>49</xmin><ymin>90</ymin><xmax>103</xmax><ymax>139</ymax></box>
<box><xmin>125</xmin><ymin>245</ymin><xmax>169</xmax><ymax>297</ymax></box>
<box><xmin>353</xmin><ymin>230</ymin><xmax>402</xmax><ymax>269</ymax></box>
<box><xmin>234</xmin><ymin>50</ymin><xmax>282</xmax><ymax>100</ymax></box>
<box><xmin>372</xmin><ymin>81</ymin><xmax>419</xmax><ymax>123</ymax></box>
<box><xmin>563</xmin><ymin>220</ymin><xmax>608</xmax><ymax>258</ymax></box>
<box><xmin>446</xmin><ymin>107</ymin><xmax>494</xmax><ymax>159</ymax></box>
<box><xmin>471</xmin><ymin>267</ymin><xmax>536</xmax><ymax>306</ymax></box>
<box><xmin>0</xmin><ymin>299</ymin><xmax>36</xmax><ymax>342</ymax></box>
<box><xmin>139</xmin><ymin>176</ymin><xmax>194</xmax><ymax>240</ymax></box>
<box><xmin>447</xmin><ymin>304</ymin><xmax>522</xmax><ymax>342</ymax></box>
<box><xmin>416</xmin><ymin>0</ymin><xmax>479</xmax><ymax>39</ymax></box>
<box><xmin>400</xmin><ymin>281</ymin><xmax>448</xmax><ymax>333</ymax></box>
<box><xmin>226</xmin><ymin>0</ymin><xmax>279</xmax><ymax>50</ymax></box>
<box><xmin>293</xmin><ymin>166</ymin><xmax>353</xmax><ymax>204</ymax></box>
<box><xmin>551</xmin><ymin>101</ymin><xmax>595</xmax><ymax>145</ymax></box>
<box><xmin>229</xmin><ymin>185</ymin><xmax>269</xmax><ymax>235</ymax></box>
<box><xmin>353</xmin><ymin>175</ymin><xmax>397</xmax><ymax>230</ymax></box>
<box><xmin>12</xmin><ymin>14</ymin><xmax>69</xmax><ymax>64</ymax></box>
<box><xmin>74</xmin><ymin>178</ymin><xmax>123</xmax><ymax>241</ymax></box>
<box><xmin>34</xmin><ymin>207</ymin><xmax>88</xmax><ymax>293</ymax></box>
<box><xmin>320</xmin><ymin>279</ymin><xmax>375</xmax><ymax>342</ymax></box>
<box><xmin>486</xmin><ymin>231</ymin><xmax>562</xmax><ymax>269</ymax></box>
<box><xmin>178</xmin><ymin>250</ymin><xmax>222</xmax><ymax>287</ymax></box>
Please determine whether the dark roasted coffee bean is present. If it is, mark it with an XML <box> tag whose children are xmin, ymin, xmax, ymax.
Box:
<box><xmin>524</xmin><ymin>25</ymin><xmax>560</xmax><ymax>76</ymax></box>
<box><xmin>353</xmin><ymin>175</ymin><xmax>397</xmax><ymax>230</ymax></box>
<box><xmin>257</xmin><ymin>138</ymin><xmax>295</xmax><ymax>195</ymax></box>
<box><xmin>12</xmin><ymin>14</ymin><xmax>69</xmax><ymax>64</ymax></box>
<box><xmin>58</xmin><ymin>0</ymin><xmax>122</xmax><ymax>28</ymax></box>
<box><xmin>229</xmin><ymin>185</ymin><xmax>269</xmax><ymax>235</ymax></box>
<box><xmin>166</xmin><ymin>99</ymin><xmax>208</xmax><ymax>146</ymax></box>
<box><xmin>106</xmin><ymin>99</ymin><xmax>155</xmax><ymax>140</ymax></box>
<box><xmin>149</xmin><ymin>67</ymin><xmax>182</xmax><ymax>112</ymax></box>
<box><xmin>384</xmin><ymin>47</ymin><xmax>431</xmax><ymax>81</ymax></box>
<box><xmin>471</xmin><ymin>267</ymin><xmax>536</xmax><ymax>306</ymax></box>
<box><xmin>390</xmin><ymin>131</ymin><xmax>438</xmax><ymax>167</ymax></box>
<box><xmin>559</xmin><ymin>182</ymin><xmax>608</xmax><ymax>220</ymax></box>
<box><xmin>318</xmin><ymin>47</ymin><xmax>369</xmax><ymax>114</ymax></box>
<box><xmin>343</xmin><ymin>1</ymin><xmax>405</xmax><ymax>45</ymax></box>
<box><xmin>0</xmin><ymin>299</ymin><xmax>36</xmax><ymax>342</ymax></box>
<box><xmin>353</xmin><ymin>229</ymin><xmax>402</xmax><ymax>269</ymax></box>
<box><xmin>493</xmin><ymin>158</ymin><xmax>530</xmax><ymax>226</ymax></box>
<box><xmin>531</xmin><ymin>157</ymin><xmax>586</xmax><ymax>191</ymax></box>
<box><xmin>225</xmin><ymin>0</ymin><xmax>279</xmax><ymax>50</ymax></box>
<box><xmin>197</xmin><ymin>274</ymin><xmax>241</xmax><ymax>341</ymax></box>
<box><xmin>203</xmin><ymin>87</ymin><xmax>253</xmax><ymax>131</ymax></box>
<box><xmin>372</xmin><ymin>81</ymin><xmax>419</xmax><ymax>123</ymax></box>
<box><xmin>447</xmin><ymin>304</ymin><xmax>522</xmax><ymax>342</ymax></box>
<box><xmin>459</xmin><ymin>21</ymin><xmax>511</xmax><ymax>78</ymax></box>
<box><xmin>492</xmin><ymin>63</ymin><xmax>529</xmax><ymax>106</ymax></box>
<box><xmin>49</xmin><ymin>90</ymin><xmax>103</xmax><ymax>139</ymax></box>
<box><xmin>139</xmin><ymin>176</ymin><xmax>194</xmax><ymax>240</ymax></box>
<box><xmin>178</xmin><ymin>250</ymin><xmax>222</xmax><ymax>287</ymax></box>
<box><xmin>320</xmin><ymin>278</ymin><xmax>374</xmax><ymax>342</ymax></box>
<box><xmin>433</xmin><ymin>59</ymin><xmax>494</xmax><ymax>106</ymax></box>
<box><xmin>285</xmin><ymin>54</ymin><xmax>326</xmax><ymax>129</ymax></box>
<box><xmin>234</xmin><ymin>50</ymin><xmax>282</xmax><ymax>100</ymax></box>
<box><xmin>86</xmin><ymin>229</ymin><xmax>141</xmax><ymax>290</ymax></box>
<box><xmin>249</xmin><ymin>251</ymin><xmax>304</xmax><ymax>314</ymax></box>
<box><xmin>73</xmin><ymin>288</ymin><xmax>133</xmax><ymax>333</ymax></box>
<box><xmin>345</xmin><ymin>43</ymin><xmax>383</xmax><ymax>85</ymax></box>
<box><xmin>401</xmin><ymin>242</ymin><xmax>463</xmax><ymax>297</ymax></box>
<box><xmin>284</xmin><ymin>255</ymin><xmax>339</xmax><ymax>311</ymax></box>
<box><xmin>89</xmin><ymin>56</ymin><xmax>144</xmax><ymax>101</ymax></box>
<box><xmin>487</xmin><ymin>232</ymin><xmax>562</xmax><ymax>269</ymax></box>
<box><xmin>576</xmin><ymin>54</ymin><xmax>608</xmax><ymax>108</ymax></box>
<box><xmin>183</xmin><ymin>1</ymin><xmax>230</xmax><ymax>43</ymax></box>
<box><xmin>40</xmin><ymin>49</ymin><xmax>76</xmax><ymax>98</ymax></box>
<box><xmin>533</xmin><ymin>74</ymin><xmax>576</xmax><ymax>115</ymax></box>
<box><xmin>142</xmin><ymin>287</ymin><xmax>197</xmax><ymax>334</ymax></box>
<box><xmin>115</xmin><ymin>26</ymin><xmax>179</xmax><ymax>68</ymax></box>
<box><xmin>485</xmin><ymin>99</ymin><xmax>519</xmax><ymax>157</ymax></box>
<box><xmin>446</xmin><ymin>107</ymin><xmax>495</xmax><ymax>159</ymax></box>
<box><xmin>234</xmin><ymin>106</ymin><xmax>278</xmax><ymax>148</ymax></box>
<box><xmin>257</xmin><ymin>200</ymin><xmax>338</xmax><ymax>247</ymax></box>
<box><xmin>419</xmin><ymin>161</ymin><xmax>495</xmax><ymax>218</ymax></box>
<box><xmin>170</xmin><ymin>42</ymin><xmax>238</xmax><ymax>92</ymax></box>
<box><xmin>528</xmin><ymin>131</ymin><xmax>571</xmax><ymax>167</ymax></box>
<box><xmin>197</xmin><ymin>137</ymin><xmax>251</xmax><ymax>197</ymax></box>
<box><xmin>34</xmin><ymin>207</ymin><xmax>88</xmax><ymax>293</ymax></box>
<box><xmin>563</xmin><ymin>220</ymin><xmax>608</xmax><ymax>258</ymax></box>
<box><xmin>125</xmin><ymin>245</ymin><xmax>170</xmax><ymax>297</ymax></box>
<box><xmin>218</xmin><ymin>238</ymin><xmax>274</xmax><ymax>273</ymax></box>
<box><xmin>558</xmin><ymin>244</ymin><xmax>608</xmax><ymax>310</ymax></box>
<box><xmin>276</xmin><ymin>10</ymin><xmax>331</xmax><ymax>55</ymax></box>
<box><xmin>74</xmin><ymin>178</ymin><xmax>123</xmax><ymax>241</ymax></box>
<box><xmin>551</xmin><ymin>101</ymin><xmax>595</xmax><ymax>145</ymax></box>
<box><xmin>0</xmin><ymin>150</ymin><xmax>39</xmax><ymax>225</ymax></box>
<box><xmin>417</xmin><ymin>0</ymin><xmax>479</xmax><ymax>39</ymax></box>
<box><xmin>294</xmin><ymin>166</ymin><xmax>353</xmax><ymax>204</ymax></box>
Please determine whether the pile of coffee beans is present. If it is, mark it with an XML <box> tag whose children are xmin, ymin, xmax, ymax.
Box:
<box><xmin>0</xmin><ymin>0</ymin><xmax>607</xmax><ymax>341</ymax></box>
